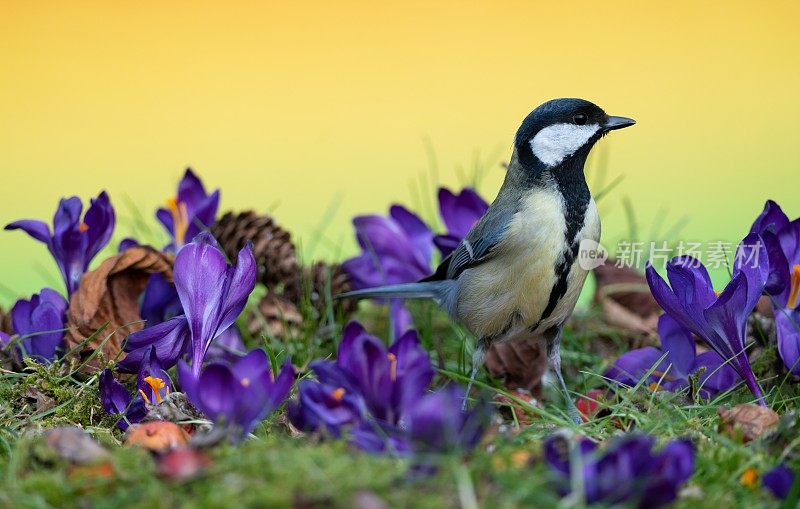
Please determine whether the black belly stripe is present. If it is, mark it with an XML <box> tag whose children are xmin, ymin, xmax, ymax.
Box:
<box><xmin>535</xmin><ymin>156</ymin><xmax>591</xmax><ymax>327</ymax></box>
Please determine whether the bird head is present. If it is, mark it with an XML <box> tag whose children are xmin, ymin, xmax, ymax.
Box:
<box><xmin>514</xmin><ymin>98</ymin><xmax>635</xmax><ymax>171</ymax></box>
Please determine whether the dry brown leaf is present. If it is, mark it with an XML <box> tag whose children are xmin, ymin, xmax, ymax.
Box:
<box><xmin>25</xmin><ymin>385</ymin><xmax>55</xmax><ymax>414</ymax></box>
<box><xmin>41</xmin><ymin>427</ymin><xmax>110</xmax><ymax>465</ymax></box>
<box><xmin>65</xmin><ymin>247</ymin><xmax>173</xmax><ymax>368</ymax></box>
<box><xmin>125</xmin><ymin>421</ymin><xmax>189</xmax><ymax>452</ymax></box>
<box><xmin>485</xmin><ymin>338</ymin><xmax>547</xmax><ymax>398</ymax></box>
<box><xmin>718</xmin><ymin>404</ymin><xmax>780</xmax><ymax>442</ymax></box>
<box><xmin>593</xmin><ymin>260</ymin><xmax>661</xmax><ymax>338</ymax></box>
<box><xmin>492</xmin><ymin>389</ymin><xmax>540</xmax><ymax>426</ymax></box>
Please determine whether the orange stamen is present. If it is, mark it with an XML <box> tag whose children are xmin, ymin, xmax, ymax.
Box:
<box><xmin>240</xmin><ymin>377</ymin><xmax>251</xmax><ymax>387</ymax></box>
<box><xmin>387</xmin><ymin>352</ymin><xmax>397</xmax><ymax>382</ymax></box>
<box><xmin>648</xmin><ymin>382</ymin><xmax>661</xmax><ymax>392</ymax></box>
<box><xmin>331</xmin><ymin>387</ymin><xmax>346</xmax><ymax>401</ymax></box>
<box><xmin>166</xmin><ymin>196</ymin><xmax>189</xmax><ymax>246</ymax></box>
<box><xmin>143</xmin><ymin>376</ymin><xmax>167</xmax><ymax>404</ymax></box>
<box><xmin>740</xmin><ymin>467</ymin><xmax>759</xmax><ymax>487</ymax></box>
<box><xmin>788</xmin><ymin>264</ymin><xmax>800</xmax><ymax>310</ymax></box>
<box><xmin>79</xmin><ymin>222</ymin><xmax>89</xmax><ymax>233</ymax></box>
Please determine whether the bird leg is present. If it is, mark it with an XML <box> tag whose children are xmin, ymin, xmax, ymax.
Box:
<box><xmin>463</xmin><ymin>336</ymin><xmax>490</xmax><ymax>410</ymax></box>
<box><xmin>546</xmin><ymin>327</ymin><xmax>581</xmax><ymax>425</ymax></box>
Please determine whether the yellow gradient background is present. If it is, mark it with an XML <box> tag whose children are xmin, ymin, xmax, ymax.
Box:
<box><xmin>1</xmin><ymin>1</ymin><xmax>798</xmax><ymax>305</ymax></box>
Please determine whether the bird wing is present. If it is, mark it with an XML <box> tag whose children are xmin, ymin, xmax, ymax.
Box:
<box><xmin>422</xmin><ymin>201</ymin><xmax>517</xmax><ymax>282</ymax></box>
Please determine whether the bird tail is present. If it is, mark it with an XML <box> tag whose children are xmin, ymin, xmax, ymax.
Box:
<box><xmin>336</xmin><ymin>282</ymin><xmax>440</xmax><ymax>301</ymax></box>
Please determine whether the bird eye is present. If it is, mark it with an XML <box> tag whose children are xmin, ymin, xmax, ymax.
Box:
<box><xmin>573</xmin><ymin>113</ymin><xmax>588</xmax><ymax>126</ymax></box>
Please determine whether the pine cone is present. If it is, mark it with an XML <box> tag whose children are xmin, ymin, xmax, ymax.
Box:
<box><xmin>247</xmin><ymin>293</ymin><xmax>303</xmax><ymax>339</ymax></box>
<box><xmin>211</xmin><ymin>211</ymin><xmax>299</xmax><ymax>292</ymax></box>
<box><xmin>287</xmin><ymin>261</ymin><xmax>358</xmax><ymax>318</ymax></box>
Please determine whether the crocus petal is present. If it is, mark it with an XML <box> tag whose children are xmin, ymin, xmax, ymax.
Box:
<box><xmin>119</xmin><ymin>315</ymin><xmax>191</xmax><ymax>373</ymax></box>
<box><xmin>176</xmin><ymin>168</ymin><xmax>208</xmax><ymax>215</ymax></box>
<box><xmin>605</xmin><ymin>347</ymin><xmax>666</xmax><ymax>386</ymax></box>
<box><xmin>692</xmin><ymin>351</ymin><xmax>739</xmax><ymax>396</ymax></box>
<box><xmin>4</xmin><ymin>219</ymin><xmax>51</xmax><ymax>245</ymax></box>
<box><xmin>232</xmin><ymin>349</ymin><xmax>270</xmax><ymax>384</ymax></box>
<box><xmin>118</xmin><ymin>237</ymin><xmax>140</xmax><ymax>252</ymax></box>
<box><xmin>703</xmin><ymin>272</ymin><xmax>764</xmax><ymax>402</ymax></box>
<box><xmin>763</xmin><ymin>464</ymin><xmax>795</xmax><ymax>500</ymax></box>
<box><xmin>140</xmin><ymin>273</ymin><xmax>182</xmax><ymax>326</ymax></box>
<box><xmin>750</xmin><ymin>200</ymin><xmax>790</xmax><ymax>236</ymax></box>
<box><xmin>267</xmin><ymin>360</ymin><xmax>296</xmax><ymax>410</ymax></box>
<box><xmin>185</xmin><ymin>190</ymin><xmax>220</xmax><ymax>241</ymax></box>
<box><xmin>156</xmin><ymin>208</ymin><xmax>174</xmax><ymax>236</ymax></box>
<box><xmin>83</xmin><ymin>191</ymin><xmax>115</xmax><ymax>263</ymax></box>
<box><xmin>658</xmin><ymin>314</ymin><xmax>695</xmax><ymax>377</ymax></box>
<box><xmin>437</xmin><ymin>187</ymin><xmax>488</xmax><ymax>238</ymax></box>
<box><xmin>206</xmin><ymin>325</ymin><xmax>246</xmax><ymax>364</ymax></box>
<box><xmin>214</xmin><ymin>243</ymin><xmax>256</xmax><ymax>339</ymax></box>
<box><xmin>389</xmin><ymin>205</ymin><xmax>434</xmax><ymax>266</ymax></box>
<box><xmin>195</xmin><ymin>364</ymin><xmax>237</xmax><ymax>421</ymax></box>
<box><xmin>390</xmin><ymin>300</ymin><xmax>413</xmax><ymax>340</ymax></box>
<box><xmin>99</xmin><ymin>369</ymin><xmax>132</xmax><ymax>415</ymax></box>
<box><xmin>174</xmin><ymin>233</ymin><xmax>228</xmax><ymax>361</ymax></box>
<box><xmin>433</xmin><ymin>234</ymin><xmax>461</xmax><ymax>258</ymax></box>
<box><xmin>776</xmin><ymin>311</ymin><xmax>800</xmax><ymax>375</ymax></box>
<box><xmin>177</xmin><ymin>361</ymin><xmax>198</xmax><ymax>402</ymax></box>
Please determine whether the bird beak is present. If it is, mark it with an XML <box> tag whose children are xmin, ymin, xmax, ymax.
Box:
<box><xmin>603</xmin><ymin>116</ymin><xmax>636</xmax><ymax>131</ymax></box>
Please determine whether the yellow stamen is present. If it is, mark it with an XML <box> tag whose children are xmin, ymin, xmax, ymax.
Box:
<box><xmin>79</xmin><ymin>222</ymin><xmax>89</xmax><ymax>233</ymax></box>
<box><xmin>387</xmin><ymin>352</ymin><xmax>397</xmax><ymax>382</ymax></box>
<box><xmin>143</xmin><ymin>376</ymin><xmax>167</xmax><ymax>404</ymax></box>
<box><xmin>788</xmin><ymin>264</ymin><xmax>800</xmax><ymax>310</ymax></box>
<box><xmin>740</xmin><ymin>467</ymin><xmax>759</xmax><ymax>487</ymax></box>
<box><xmin>138</xmin><ymin>389</ymin><xmax>151</xmax><ymax>405</ymax></box>
<box><xmin>331</xmin><ymin>387</ymin><xmax>346</xmax><ymax>402</ymax></box>
<box><xmin>241</xmin><ymin>377</ymin><xmax>251</xmax><ymax>387</ymax></box>
<box><xmin>166</xmin><ymin>196</ymin><xmax>189</xmax><ymax>246</ymax></box>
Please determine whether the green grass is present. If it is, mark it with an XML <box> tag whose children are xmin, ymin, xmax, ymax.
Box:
<box><xmin>1</xmin><ymin>299</ymin><xmax>797</xmax><ymax>509</ymax></box>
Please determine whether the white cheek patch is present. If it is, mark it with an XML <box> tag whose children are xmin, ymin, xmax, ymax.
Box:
<box><xmin>530</xmin><ymin>123</ymin><xmax>601</xmax><ymax>167</ymax></box>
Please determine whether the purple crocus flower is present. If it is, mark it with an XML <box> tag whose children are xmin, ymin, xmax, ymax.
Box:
<box><xmin>119</xmin><ymin>232</ymin><xmax>255</xmax><ymax>375</ymax></box>
<box><xmin>5</xmin><ymin>192</ymin><xmax>115</xmax><ymax>295</ymax></box>
<box><xmin>10</xmin><ymin>288</ymin><xmax>68</xmax><ymax>363</ymax></box>
<box><xmin>289</xmin><ymin>321</ymin><xmax>434</xmax><ymax>438</ymax></box>
<box><xmin>342</xmin><ymin>206</ymin><xmax>434</xmax><ymax>338</ymax></box>
<box><xmin>405</xmin><ymin>384</ymin><xmax>490</xmax><ymax>456</ymax></box>
<box><xmin>646</xmin><ymin>233</ymin><xmax>768</xmax><ymax>403</ymax></box>
<box><xmin>544</xmin><ymin>433</ymin><xmax>694</xmax><ymax>508</ymax></box>
<box><xmin>749</xmin><ymin>200</ymin><xmax>800</xmax><ymax>375</ymax></box>
<box><xmin>606</xmin><ymin>314</ymin><xmax>739</xmax><ymax>398</ymax></box>
<box><xmin>177</xmin><ymin>349</ymin><xmax>294</xmax><ymax>440</ymax></box>
<box><xmin>156</xmin><ymin>168</ymin><xmax>220</xmax><ymax>250</ymax></box>
<box><xmin>99</xmin><ymin>348</ymin><xmax>171</xmax><ymax>430</ymax></box>
<box><xmin>763</xmin><ymin>464</ymin><xmax>796</xmax><ymax>500</ymax></box>
<box><xmin>433</xmin><ymin>187</ymin><xmax>488</xmax><ymax>257</ymax></box>
<box><xmin>139</xmin><ymin>273</ymin><xmax>182</xmax><ymax>326</ymax></box>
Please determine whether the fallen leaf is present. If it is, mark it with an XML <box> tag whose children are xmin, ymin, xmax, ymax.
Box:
<box><xmin>41</xmin><ymin>427</ymin><xmax>110</xmax><ymax>465</ymax></box>
<box><xmin>65</xmin><ymin>247</ymin><xmax>173</xmax><ymax>369</ymax></box>
<box><xmin>24</xmin><ymin>385</ymin><xmax>55</xmax><ymax>414</ymax></box>
<box><xmin>156</xmin><ymin>447</ymin><xmax>212</xmax><ymax>481</ymax></box>
<box><xmin>493</xmin><ymin>390</ymin><xmax>540</xmax><ymax>426</ymax></box>
<box><xmin>485</xmin><ymin>338</ymin><xmax>547</xmax><ymax>397</ymax></box>
<box><xmin>593</xmin><ymin>260</ymin><xmax>661</xmax><ymax>338</ymax></box>
<box><xmin>124</xmin><ymin>420</ymin><xmax>189</xmax><ymax>452</ymax></box>
<box><xmin>576</xmin><ymin>389</ymin><xmax>607</xmax><ymax>422</ymax></box>
<box><xmin>718</xmin><ymin>404</ymin><xmax>780</xmax><ymax>442</ymax></box>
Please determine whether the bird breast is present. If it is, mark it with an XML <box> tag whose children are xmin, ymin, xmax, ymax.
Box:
<box><xmin>455</xmin><ymin>187</ymin><xmax>600</xmax><ymax>339</ymax></box>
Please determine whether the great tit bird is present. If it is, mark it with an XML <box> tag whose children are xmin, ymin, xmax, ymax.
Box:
<box><xmin>340</xmin><ymin>98</ymin><xmax>635</xmax><ymax>422</ymax></box>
